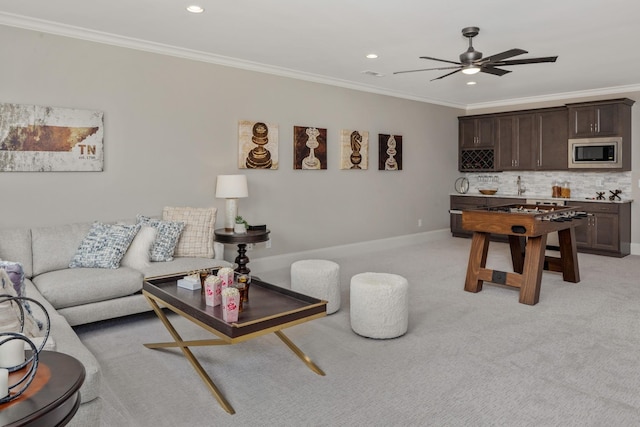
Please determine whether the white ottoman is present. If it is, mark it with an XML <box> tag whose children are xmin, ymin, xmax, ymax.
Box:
<box><xmin>291</xmin><ymin>260</ymin><xmax>341</xmax><ymax>314</ymax></box>
<box><xmin>350</xmin><ymin>272</ymin><xmax>409</xmax><ymax>339</ymax></box>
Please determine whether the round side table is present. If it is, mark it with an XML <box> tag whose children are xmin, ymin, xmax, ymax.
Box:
<box><xmin>214</xmin><ymin>228</ymin><xmax>270</xmax><ymax>274</ymax></box>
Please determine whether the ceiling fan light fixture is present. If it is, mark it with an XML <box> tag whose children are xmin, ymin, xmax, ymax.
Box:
<box><xmin>461</xmin><ymin>66</ymin><xmax>480</xmax><ymax>75</ymax></box>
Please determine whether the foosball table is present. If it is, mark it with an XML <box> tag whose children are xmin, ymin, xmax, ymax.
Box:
<box><xmin>462</xmin><ymin>204</ymin><xmax>588</xmax><ymax>305</ymax></box>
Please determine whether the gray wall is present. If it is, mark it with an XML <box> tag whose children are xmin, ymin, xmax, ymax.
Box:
<box><xmin>0</xmin><ymin>25</ymin><xmax>461</xmax><ymax>259</ymax></box>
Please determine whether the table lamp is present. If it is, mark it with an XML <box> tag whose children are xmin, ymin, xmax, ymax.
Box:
<box><xmin>215</xmin><ymin>175</ymin><xmax>248</xmax><ymax>231</ymax></box>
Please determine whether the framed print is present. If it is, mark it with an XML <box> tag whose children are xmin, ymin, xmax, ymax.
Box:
<box><xmin>0</xmin><ymin>103</ymin><xmax>104</xmax><ymax>172</ymax></box>
<box><xmin>294</xmin><ymin>126</ymin><xmax>327</xmax><ymax>170</ymax></box>
<box><xmin>340</xmin><ymin>129</ymin><xmax>368</xmax><ymax>170</ymax></box>
<box><xmin>378</xmin><ymin>133</ymin><xmax>402</xmax><ymax>170</ymax></box>
<box><xmin>238</xmin><ymin>120</ymin><xmax>278</xmax><ymax>169</ymax></box>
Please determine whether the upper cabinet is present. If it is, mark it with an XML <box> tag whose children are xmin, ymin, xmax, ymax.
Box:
<box><xmin>459</xmin><ymin>116</ymin><xmax>494</xmax><ymax>148</ymax></box>
<box><xmin>534</xmin><ymin>108</ymin><xmax>568</xmax><ymax>170</ymax></box>
<box><xmin>567</xmin><ymin>98</ymin><xmax>634</xmax><ymax>138</ymax></box>
<box><xmin>496</xmin><ymin>114</ymin><xmax>535</xmax><ymax>170</ymax></box>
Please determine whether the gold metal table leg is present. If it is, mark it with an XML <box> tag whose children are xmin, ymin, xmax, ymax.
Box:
<box><xmin>274</xmin><ymin>330</ymin><xmax>325</xmax><ymax>376</ymax></box>
<box><xmin>144</xmin><ymin>296</ymin><xmax>236</xmax><ymax>415</ymax></box>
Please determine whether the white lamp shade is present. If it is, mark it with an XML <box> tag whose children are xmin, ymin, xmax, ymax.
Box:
<box><xmin>216</xmin><ymin>175</ymin><xmax>248</xmax><ymax>199</ymax></box>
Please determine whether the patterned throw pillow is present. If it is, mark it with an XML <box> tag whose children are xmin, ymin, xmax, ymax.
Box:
<box><xmin>69</xmin><ymin>222</ymin><xmax>141</xmax><ymax>269</ymax></box>
<box><xmin>0</xmin><ymin>269</ymin><xmax>41</xmax><ymax>338</ymax></box>
<box><xmin>0</xmin><ymin>260</ymin><xmax>25</xmax><ymax>297</ymax></box>
<box><xmin>136</xmin><ymin>215</ymin><xmax>185</xmax><ymax>262</ymax></box>
<box><xmin>162</xmin><ymin>207</ymin><xmax>217</xmax><ymax>258</ymax></box>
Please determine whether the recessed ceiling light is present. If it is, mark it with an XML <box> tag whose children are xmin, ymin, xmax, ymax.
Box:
<box><xmin>186</xmin><ymin>5</ymin><xmax>204</xmax><ymax>13</ymax></box>
<box><xmin>467</xmin><ymin>81</ymin><xmax>477</xmax><ymax>85</ymax></box>
<box><xmin>366</xmin><ymin>53</ymin><xmax>378</xmax><ymax>59</ymax></box>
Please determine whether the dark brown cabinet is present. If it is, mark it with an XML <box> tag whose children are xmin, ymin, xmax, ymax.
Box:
<box><xmin>534</xmin><ymin>108</ymin><xmax>568</xmax><ymax>170</ymax></box>
<box><xmin>496</xmin><ymin>114</ymin><xmax>535</xmax><ymax>170</ymax></box>
<box><xmin>566</xmin><ymin>201</ymin><xmax>631</xmax><ymax>257</ymax></box>
<box><xmin>459</xmin><ymin>116</ymin><xmax>494</xmax><ymax>148</ymax></box>
<box><xmin>567</xmin><ymin>98</ymin><xmax>634</xmax><ymax>138</ymax></box>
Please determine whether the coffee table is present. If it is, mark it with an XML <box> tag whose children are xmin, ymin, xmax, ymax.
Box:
<box><xmin>0</xmin><ymin>351</ymin><xmax>85</xmax><ymax>427</ymax></box>
<box><xmin>142</xmin><ymin>274</ymin><xmax>327</xmax><ymax>414</ymax></box>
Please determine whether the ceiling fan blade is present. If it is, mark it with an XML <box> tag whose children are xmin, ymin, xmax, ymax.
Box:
<box><xmin>419</xmin><ymin>56</ymin><xmax>462</xmax><ymax>66</ymax></box>
<box><xmin>431</xmin><ymin>69</ymin><xmax>462</xmax><ymax>81</ymax></box>
<box><xmin>393</xmin><ymin>66</ymin><xmax>461</xmax><ymax>75</ymax></box>
<box><xmin>496</xmin><ymin>56</ymin><xmax>558</xmax><ymax>66</ymax></box>
<box><xmin>481</xmin><ymin>48</ymin><xmax>528</xmax><ymax>64</ymax></box>
<box><xmin>480</xmin><ymin>66</ymin><xmax>511</xmax><ymax>76</ymax></box>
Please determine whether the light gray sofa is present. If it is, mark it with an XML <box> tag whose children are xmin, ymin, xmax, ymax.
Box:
<box><xmin>0</xmin><ymin>221</ymin><xmax>232</xmax><ymax>425</ymax></box>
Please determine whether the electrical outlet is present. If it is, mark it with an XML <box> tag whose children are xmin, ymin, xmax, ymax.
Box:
<box><xmin>266</xmin><ymin>239</ymin><xmax>271</xmax><ymax>249</ymax></box>
<box><xmin>246</xmin><ymin>243</ymin><xmax>253</xmax><ymax>251</ymax></box>
<box><xmin>418</xmin><ymin>219</ymin><xmax>423</xmax><ymax>227</ymax></box>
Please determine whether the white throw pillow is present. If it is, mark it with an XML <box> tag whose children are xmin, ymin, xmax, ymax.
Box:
<box><xmin>121</xmin><ymin>226</ymin><xmax>157</xmax><ymax>271</ymax></box>
<box><xmin>162</xmin><ymin>207</ymin><xmax>217</xmax><ymax>258</ymax></box>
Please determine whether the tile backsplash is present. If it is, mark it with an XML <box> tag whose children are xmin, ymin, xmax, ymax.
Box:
<box><xmin>462</xmin><ymin>171</ymin><xmax>632</xmax><ymax>200</ymax></box>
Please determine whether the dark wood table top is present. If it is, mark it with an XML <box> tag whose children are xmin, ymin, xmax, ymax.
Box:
<box><xmin>214</xmin><ymin>228</ymin><xmax>270</xmax><ymax>244</ymax></box>
<box><xmin>144</xmin><ymin>274</ymin><xmax>326</xmax><ymax>340</ymax></box>
<box><xmin>0</xmin><ymin>351</ymin><xmax>85</xmax><ymax>427</ymax></box>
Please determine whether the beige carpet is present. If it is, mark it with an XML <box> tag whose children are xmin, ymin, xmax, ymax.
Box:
<box><xmin>75</xmin><ymin>236</ymin><xmax>640</xmax><ymax>426</ymax></box>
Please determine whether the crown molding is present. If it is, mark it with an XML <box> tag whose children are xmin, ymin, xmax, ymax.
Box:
<box><xmin>2</xmin><ymin>12</ymin><xmax>637</xmax><ymax>111</ymax></box>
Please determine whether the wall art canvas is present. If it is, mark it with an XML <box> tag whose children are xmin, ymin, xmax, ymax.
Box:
<box><xmin>340</xmin><ymin>129</ymin><xmax>368</xmax><ymax>170</ymax></box>
<box><xmin>378</xmin><ymin>134</ymin><xmax>402</xmax><ymax>170</ymax></box>
<box><xmin>293</xmin><ymin>126</ymin><xmax>327</xmax><ymax>170</ymax></box>
<box><xmin>238</xmin><ymin>120</ymin><xmax>278</xmax><ymax>169</ymax></box>
<box><xmin>0</xmin><ymin>103</ymin><xmax>104</xmax><ymax>172</ymax></box>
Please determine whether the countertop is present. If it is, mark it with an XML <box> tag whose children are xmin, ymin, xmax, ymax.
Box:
<box><xmin>450</xmin><ymin>192</ymin><xmax>633</xmax><ymax>204</ymax></box>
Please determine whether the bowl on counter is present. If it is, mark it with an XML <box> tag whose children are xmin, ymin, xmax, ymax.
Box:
<box><xmin>479</xmin><ymin>189</ymin><xmax>498</xmax><ymax>195</ymax></box>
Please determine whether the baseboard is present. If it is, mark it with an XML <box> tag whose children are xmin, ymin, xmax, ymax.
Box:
<box><xmin>249</xmin><ymin>228</ymin><xmax>451</xmax><ymax>272</ymax></box>
<box><xmin>631</xmin><ymin>242</ymin><xmax>640</xmax><ymax>256</ymax></box>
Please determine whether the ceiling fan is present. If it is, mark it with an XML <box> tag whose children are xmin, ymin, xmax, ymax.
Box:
<box><xmin>394</xmin><ymin>27</ymin><xmax>558</xmax><ymax>81</ymax></box>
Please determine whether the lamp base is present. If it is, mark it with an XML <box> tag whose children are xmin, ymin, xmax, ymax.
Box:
<box><xmin>224</xmin><ymin>198</ymin><xmax>238</xmax><ymax>232</ymax></box>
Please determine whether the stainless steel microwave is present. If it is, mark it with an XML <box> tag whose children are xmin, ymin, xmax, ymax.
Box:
<box><xmin>568</xmin><ymin>137</ymin><xmax>622</xmax><ymax>168</ymax></box>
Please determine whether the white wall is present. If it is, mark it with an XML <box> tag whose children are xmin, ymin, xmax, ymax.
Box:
<box><xmin>0</xmin><ymin>25</ymin><xmax>462</xmax><ymax>259</ymax></box>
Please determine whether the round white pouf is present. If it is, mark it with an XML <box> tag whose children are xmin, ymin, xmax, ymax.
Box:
<box><xmin>350</xmin><ymin>272</ymin><xmax>409</xmax><ymax>339</ymax></box>
<box><xmin>291</xmin><ymin>260</ymin><xmax>341</xmax><ymax>314</ymax></box>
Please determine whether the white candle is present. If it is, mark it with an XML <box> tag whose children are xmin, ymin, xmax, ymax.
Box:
<box><xmin>0</xmin><ymin>368</ymin><xmax>8</xmax><ymax>399</ymax></box>
<box><xmin>0</xmin><ymin>336</ymin><xmax>25</xmax><ymax>368</ymax></box>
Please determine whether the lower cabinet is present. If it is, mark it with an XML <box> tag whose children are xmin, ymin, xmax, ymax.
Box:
<box><xmin>566</xmin><ymin>201</ymin><xmax>631</xmax><ymax>257</ymax></box>
<box><xmin>450</xmin><ymin>196</ymin><xmax>525</xmax><ymax>241</ymax></box>
<box><xmin>450</xmin><ymin>196</ymin><xmax>631</xmax><ymax>257</ymax></box>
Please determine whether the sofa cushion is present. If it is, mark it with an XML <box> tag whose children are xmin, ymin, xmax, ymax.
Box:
<box><xmin>136</xmin><ymin>215</ymin><xmax>185</xmax><ymax>262</ymax></box>
<box><xmin>32</xmin><ymin>223</ymin><xmax>92</xmax><ymax>277</ymax></box>
<box><xmin>121</xmin><ymin>226</ymin><xmax>157</xmax><ymax>271</ymax></box>
<box><xmin>0</xmin><ymin>227</ymin><xmax>33</xmax><ymax>278</ymax></box>
<box><xmin>69</xmin><ymin>222</ymin><xmax>141</xmax><ymax>269</ymax></box>
<box><xmin>162</xmin><ymin>207</ymin><xmax>217</xmax><ymax>258</ymax></box>
<box><xmin>33</xmin><ymin>267</ymin><xmax>143</xmax><ymax>309</ymax></box>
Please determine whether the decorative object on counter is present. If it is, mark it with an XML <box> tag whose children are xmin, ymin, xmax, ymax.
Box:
<box><xmin>561</xmin><ymin>181</ymin><xmax>571</xmax><ymax>198</ymax></box>
<box><xmin>204</xmin><ymin>276</ymin><xmax>222</xmax><ymax>307</ymax></box>
<box><xmin>215</xmin><ymin>174</ymin><xmax>249</xmax><ymax>231</ymax></box>
<box><xmin>221</xmin><ymin>287</ymin><xmax>240</xmax><ymax>322</ymax></box>
<box><xmin>609</xmin><ymin>189</ymin><xmax>622</xmax><ymax>201</ymax></box>
<box><xmin>516</xmin><ymin>175</ymin><xmax>526</xmax><ymax>196</ymax></box>
<box><xmin>552</xmin><ymin>180</ymin><xmax>562</xmax><ymax>198</ymax></box>
<box><xmin>454</xmin><ymin>177</ymin><xmax>469</xmax><ymax>194</ymax></box>
<box><xmin>479</xmin><ymin>189</ymin><xmax>498</xmax><ymax>195</ymax></box>
<box><xmin>234</xmin><ymin>216</ymin><xmax>248</xmax><ymax>234</ymax></box>
<box><xmin>596</xmin><ymin>191</ymin><xmax>606</xmax><ymax>200</ymax></box>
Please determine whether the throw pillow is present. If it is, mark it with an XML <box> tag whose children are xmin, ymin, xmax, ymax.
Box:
<box><xmin>162</xmin><ymin>207</ymin><xmax>217</xmax><ymax>258</ymax></box>
<box><xmin>69</xmin><ymin>222</ymin><xmax>141</xmax><ymax>269</ymax></box>
<box><xmin>121</xmin><ymin>225</ymin><xmax>157</xmax><ymax>270</ymax></box>
<box><xmin>136</xmin><ymin>215</ymin><xmax>185</xmax><ymax>262</ymax></box>
<box><xmin>0</xmin><ymin>269</ymin><xmax>41</xmax><ymax>338</ymax></box>
<box><xmin>0</xmin><ymin>260</ymin><xmax>25</xmax><ymax>297</ymax></box>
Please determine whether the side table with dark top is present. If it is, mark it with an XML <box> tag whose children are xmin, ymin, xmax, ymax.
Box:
<box><xmin>214</xmin><ymin>228</ymin><xmax>270</xmax><ymax>274</ymax></box>
<box><xmin>0</xmin><ymin>351</ymin><xmax>85</xmax><ymax>427</ymax></box>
